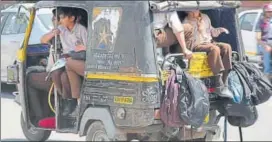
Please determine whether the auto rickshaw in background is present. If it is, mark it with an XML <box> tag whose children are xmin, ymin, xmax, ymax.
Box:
<box><xmin>7</xmin><ymin>1</ymin><xmax>243</xmax><ymax>141</ymax></box>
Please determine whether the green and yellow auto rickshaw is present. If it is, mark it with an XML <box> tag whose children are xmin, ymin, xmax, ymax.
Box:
<box><xmin>7</xmin><ymin>1</ymin><xmax>243</xmax><ymax>141</ymax></box>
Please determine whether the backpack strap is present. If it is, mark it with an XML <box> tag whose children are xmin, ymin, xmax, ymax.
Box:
<box><xmin>233</xmin><ymin>62</ymin><xmax>255</xmax><ymax>99</ymax></box>
<box><xmin>165</xmin><ymin>69</ymin><xmax>176</xmax><ymax>98</ymax></box>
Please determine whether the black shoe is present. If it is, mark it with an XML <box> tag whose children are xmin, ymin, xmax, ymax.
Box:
<box><xmin>62</xmin><ymin>99</ymin><xmax>77</xmax><ymax>116</ymax></box>
<box><xmin>215</xmin><ymin>85</ymin><xmax>234</xmax><ymax>99</ymax></box>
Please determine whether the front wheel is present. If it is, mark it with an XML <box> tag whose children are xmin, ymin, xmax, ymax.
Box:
<box><xmin>21</xmin><ymin>112</ymin><xmax>51</xmax><ymax>141</ymax></box>
<box><xmin>86</xmin><ymin>121</ymin><xmax>112</xmax><ymax>141</ymax></box>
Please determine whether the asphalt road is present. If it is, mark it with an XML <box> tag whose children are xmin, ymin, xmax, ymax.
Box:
<box><xmin>1</xmin><ymin>83</ymin><xmax>272</xmax><ymax>141</ymax></box>
<box><xmin>1</xmin><ymin>84</ymin><xmax>84</xmax><ymax>141</ymax></box>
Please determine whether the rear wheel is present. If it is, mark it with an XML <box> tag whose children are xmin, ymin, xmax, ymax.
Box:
<box><xmin>86</xmin><ymin>121</ymin><xmax>112</xmax><ymax>141</ymax></box>
<box><xmin>21</xmin><ymin>112</ymin><xmax>51</xmax><ymax>141</ymax></box>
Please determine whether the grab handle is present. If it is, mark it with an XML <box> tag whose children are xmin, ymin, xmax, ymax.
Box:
<box><xmin>161</xmin><ymin>53</ymin><xmax>184</xmax><ymax>68</ymax></box>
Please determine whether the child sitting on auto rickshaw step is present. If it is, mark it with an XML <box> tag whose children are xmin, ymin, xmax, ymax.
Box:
<box><xmin>182</xmin><ymin>10</ymin><xmax>233</xmax><ymax>98</ymax></box>
<box><xmin>39</xmin><ymin>8</ymin><xmax>75</xmax><ymax>117</ymax></box>
<box><xmin>49</xmin><ymin>7</ymin><xmax>88</xmax><ymax>116</ymax></box>
<box><xmin>55</xmin><ymin>8</ymin><xmax>87</xmax><ymax>115</ymax></box>
<box><xmin>27</xmin><ymin>8</ymin><xmax>83</xmax><ymax>121</ymax></box>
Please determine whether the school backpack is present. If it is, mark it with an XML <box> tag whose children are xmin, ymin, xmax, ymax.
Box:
<box><xmin>227</xmin><ymin>70</ymin><xmax>243</xmax><ymax>104</ymax></box>
<box><xmin>175</xmin><ymin>66</ymin><xmax>210</xmax><ymax>128</ymax></box>
<box><xmin>217</xmin><ymin>61</ymin><xmax>258</xmax><ymax>127</ymax></box>
<box><xmin>160</xmin><ymin>68</ymin><xmax>185</xmax><ymax>127</ymax></box>
<box><xmin>240</xmin><ymin>62</ymin><xmax>272</xmax><ymax>105</ymax></box>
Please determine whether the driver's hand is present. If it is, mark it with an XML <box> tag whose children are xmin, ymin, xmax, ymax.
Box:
<box><xmin>184</xmin><ymin>49</ymin><xmax>193</xmax><ymax>59</ymax></box>
<box><xmin>39</xmin><ymin>58</ymin><xmax>47</xmax><ymax>66</ymax></box>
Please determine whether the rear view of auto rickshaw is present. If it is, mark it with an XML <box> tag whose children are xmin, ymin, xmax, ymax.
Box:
<box><xmin>6</xmin><ymin>0</ymin><xmax>272</xmax><ymax>141</ymax></box>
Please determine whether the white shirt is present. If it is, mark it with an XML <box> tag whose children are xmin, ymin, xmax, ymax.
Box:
<box><xmin>152</xmin><ymin>11</ymin><xmax>184</xmax><ymax>34</ymax></box>
<box><xmin>183</xmin><ymin>13</ymin><xmax>213</xmax><ymax>44</ymax></box>
<box><xmin>46</xmin><ymin>23</ymin><xmax>87</xmax><ymax>72</ymax></box>
<box><xmin>58</xmin><ymin>23</ymin><xmax>88</xmax><ymax>54</ymax></box>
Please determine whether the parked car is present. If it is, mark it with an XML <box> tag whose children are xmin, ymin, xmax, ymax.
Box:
<box><xmin>238</xmin><ymin>9</ymin><xmax>263</xmax><ymax>67</ymax></box>
<box><xmin>1</xmin><ymin>3</ymin><xmax>53</xmax><ymax>83</ymax></box>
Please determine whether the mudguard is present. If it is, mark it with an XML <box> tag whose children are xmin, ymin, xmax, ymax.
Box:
<box><xmin>79</xmin><ymin>107</ymin><xmax>116</xmax><ymax>139</ymax></box>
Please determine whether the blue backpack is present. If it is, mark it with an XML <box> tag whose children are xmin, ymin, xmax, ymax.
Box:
<box><xmin>227</xmin><ymin>70</ymin><xmax>243</xmax><ymax>104</ymax></box>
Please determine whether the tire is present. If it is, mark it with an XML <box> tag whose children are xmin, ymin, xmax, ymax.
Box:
<box><xmin>86</xmin><ymin>121</ymin><xmax>112</xmax><ymax>141</ymax></box>
<box><xmin>20</xmin><ymin>112</ymin><xmax>51</xmax><ymax>141</ymax></box>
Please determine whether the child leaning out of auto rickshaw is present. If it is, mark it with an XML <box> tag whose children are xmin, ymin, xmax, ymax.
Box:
<box><xmin>256</xmin><ymin>3</ymin><xmax>272</xmax><ymax>75</ymax></box>
<box><xmin>51</xmin><ymin>7</ymin><xmax>88</xmax><ymax>116</ymax></box>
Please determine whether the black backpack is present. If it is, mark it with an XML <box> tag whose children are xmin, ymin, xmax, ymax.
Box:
<box><xmin>240</xmin><ymin>62</ymin><xmax>272</xmax><ymax>105</ymax></box>
<box><xmin>175</xmin><ymin>66</ymin><xmax>210</xmax><ymax>128</ymax></box>
<box><xmin>217</xmin><ymin>61</ymin><xmax>258</xmax><ymax>127</ymax></box>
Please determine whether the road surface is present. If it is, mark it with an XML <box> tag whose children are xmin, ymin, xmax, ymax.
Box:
<box><xmin>1</xmin><ymin>84</ymin><xmax>84</xmax><ymax>141</ymax></box>
<box><xmin>1</xmin><ymin>83</ymin><xmax>272</xmax><ymax>141</ymax></box>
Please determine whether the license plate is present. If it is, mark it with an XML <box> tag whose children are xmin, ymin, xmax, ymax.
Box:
<box><xmin>114</xmin><ymin>96</ymin><xmax>133</xmax><ymax>105</ymax></box>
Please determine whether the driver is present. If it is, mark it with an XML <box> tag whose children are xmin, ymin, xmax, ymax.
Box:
<box><xmin>256</xmin><ymin>3</ymin><xmax>272</xmax><ymax>76</ymax></box>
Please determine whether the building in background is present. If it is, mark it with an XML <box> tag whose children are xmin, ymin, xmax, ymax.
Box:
<box><xmin>239</xmin><ymin>1</ymin><xmax>271</xmax><ymax>12</ymax></box>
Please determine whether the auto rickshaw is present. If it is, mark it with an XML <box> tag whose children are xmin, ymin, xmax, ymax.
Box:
<box><xmin>7</xmin><ymin>0</ymin><xmax>244</xmax><ymax>141</ymax></box>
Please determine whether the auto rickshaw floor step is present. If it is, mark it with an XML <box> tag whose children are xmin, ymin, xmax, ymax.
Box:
<box><xmin>58</xmin><ymin>116</ymin><xmax>77</xmax><ymax>130</ymax></box>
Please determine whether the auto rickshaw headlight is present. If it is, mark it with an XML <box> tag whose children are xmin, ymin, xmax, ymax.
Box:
<box><xmin>116</xmin><ymin>108</ymin><xmax>126</xmax><ymax>119</ymax></box>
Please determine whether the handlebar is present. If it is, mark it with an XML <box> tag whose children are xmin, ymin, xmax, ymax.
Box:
<box><xmin>231</xmin><ymin>51</ymin><xmax>240</xmax><ymax>61</ymax></box>
<box><xmin>161</xmin><ymin>53</ymin><xmax>184</xmax><ymax>68</ymax></box>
